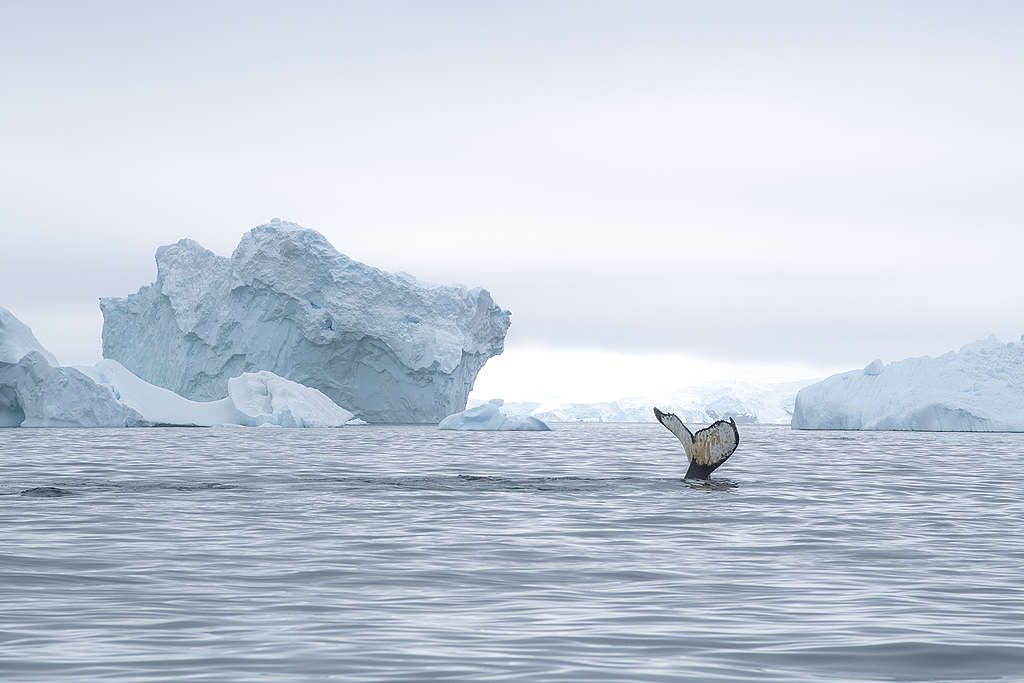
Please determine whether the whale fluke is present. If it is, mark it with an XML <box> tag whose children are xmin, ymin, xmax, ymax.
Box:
<box><xmin>653</xmin><ymin>407</ymin><xmax>739</xmax><ymax>480</ymax></box>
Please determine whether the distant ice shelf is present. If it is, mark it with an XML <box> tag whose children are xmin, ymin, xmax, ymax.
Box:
<box><xmin>521</xmin><ymin>380</ymin><xmax>813</xmax><ymax>425</ymax></box>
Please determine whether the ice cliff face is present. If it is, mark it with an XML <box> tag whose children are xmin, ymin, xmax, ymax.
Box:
<box><xmin>101</xmin><ymin>219</ymin><xmax>511</xmax><ymax>423</ymax></box>
<box><xmin>792</xmin><ymin>336</ymin><xmax>1024</xmax><ymax>431</ymax></box>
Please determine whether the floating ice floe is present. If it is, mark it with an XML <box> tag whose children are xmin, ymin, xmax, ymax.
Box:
<box><xmin>439</xmin><ymin>399</ymin><xmax>551</xmax><ymax>431</ymax></box>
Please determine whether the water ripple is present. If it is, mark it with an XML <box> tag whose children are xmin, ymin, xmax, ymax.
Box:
<box><xmin>2</xmin><ymin>424</ymin><xmax>1024</xmax><ymax>681</ymax></box>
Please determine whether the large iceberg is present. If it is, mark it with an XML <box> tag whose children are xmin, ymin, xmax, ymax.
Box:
<box><xmin>439</xmin><ymin>399</ymin><xmax>552</xmax><ymax>431</ymax></box>
<box><xmin>1</xmin><ymin>308</ymin><xmax>353</xmax><ymax>428</ymax></box>
<box><xmin>792</xmin><ymin>336</ymin><xmax>1024</xmax><ymax>431</ymax></box>
<box><xmin>101</xmin><ymin>219</ymin><xmax>510</xmax><ymax>423</ymax></box>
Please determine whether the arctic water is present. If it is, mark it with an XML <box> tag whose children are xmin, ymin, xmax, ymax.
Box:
<box><xmin>2</xmin><ymin>424</ymin><xmax>1023</xmax><ymax>682</ymax></box>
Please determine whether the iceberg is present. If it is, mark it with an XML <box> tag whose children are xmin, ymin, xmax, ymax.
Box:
<box><xmin>101</xmin><ymin>219</ymin><xmax>510</xmax><ymax>423</ymax></box>
<box><xmin>792</xmin><ymin>336</ymin><xmax>1024</xmax><ymax>431</ymax></box>
<box><xmin>1</xmin><ymin>308</ymin><xmax>353</xmax><ymax>428</ymax></box>
<box><xmin>439</xmin><ymin>399</ymin><xmax>552</xmax><ymax>431</ymax></box>
<box><xmin>226</xmin><ymin>371</ymin><xmax>353</xmax><ymax>428</ymax></box>
<box><xmin>1</xmin><ymin>352</ymin><xmax>149</xmax><ymax>428</ymax></box>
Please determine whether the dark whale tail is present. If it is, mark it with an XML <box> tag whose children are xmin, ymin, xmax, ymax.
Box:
<box><xmin>653</xmin><ymin>407</ymin><xmax>739</xmax><ymax>480</ymax></box>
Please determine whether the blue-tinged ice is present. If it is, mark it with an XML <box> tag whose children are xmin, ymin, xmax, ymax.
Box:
<box><xmin>100</xmin><ymin>219</ymin><xmax>510</xmax><ymax>423</ymax></box>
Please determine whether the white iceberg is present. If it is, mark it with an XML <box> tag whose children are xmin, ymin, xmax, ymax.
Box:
<box><xmin>1</xmin><ymin>308</ymin><xmax>353</xmax><ymax>428</ymax></box>
<box><xmin>226</xmin><ymin>371</ymin><xmax>353</xmax><ymax>428</ymax></box>
<box><xmin>439</xmin><ymin>399</ymin><xmax>552</xmax><ymax>431</ymax></box>
<box><xmin>792</xmin><ymin>336</ymin><xmax>1024</xmax><ymax>431</ymax></box>
<box><xmin>100</xmin><ymin>219</ymin><xmax>511</xmax><ymax>423</ymax></box>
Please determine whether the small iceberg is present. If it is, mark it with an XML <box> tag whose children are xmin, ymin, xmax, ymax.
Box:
<box><xmin>439</xmin><ymin>399</ymin><xmax>551</xmax><ymax>431</ymax></box>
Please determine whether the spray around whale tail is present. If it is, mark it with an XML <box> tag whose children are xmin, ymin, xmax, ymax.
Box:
<box><xmin>653</xmin><ymin>407</ymin><xmax>739</xmax><ymax>480</ymax></box>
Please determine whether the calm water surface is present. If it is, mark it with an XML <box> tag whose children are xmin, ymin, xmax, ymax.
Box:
<box><xmin>2</xmin><ymin>424</ymin><xmax>1023</xmax><ymax>681</ymax></box>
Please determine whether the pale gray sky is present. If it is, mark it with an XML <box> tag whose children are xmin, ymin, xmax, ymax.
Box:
<box><xmin>2</xmin><ymin>1</ymin><xmax>1022</xmax><ymax>402</ymax></box>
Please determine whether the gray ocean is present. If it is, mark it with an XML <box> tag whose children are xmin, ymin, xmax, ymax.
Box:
<box><xmin>2</xmin><ymin>424</ymin><xmax>1023</xmax><ymax>682</ymax></box>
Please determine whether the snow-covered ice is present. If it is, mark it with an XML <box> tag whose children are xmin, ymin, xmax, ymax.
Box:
<box><xmin>792</xmin><ymin>336</ymin><xmax>1024</xmax><ymax>431</ymax></box>
<box><xmin>74</xmin><ymin>359</ymin><xmax>239</xmax><ymax>426</ymax></box>
<box><xmin>101</xmin><ymin>219</ymin><xmax>510</xmax><ymax>423</ymax></box>
<box><xmin>439</xmin><ymin>399</ymin><xmax>552</xmax><ymax>431</ymax></box>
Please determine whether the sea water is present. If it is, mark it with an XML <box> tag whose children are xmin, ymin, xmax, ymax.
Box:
<box><xmin>2</xmin><ymin>424</ymin><xmax>1023</xmax><ymax>681</ymax></box>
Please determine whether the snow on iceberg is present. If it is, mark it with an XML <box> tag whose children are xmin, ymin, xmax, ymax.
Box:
<box><xmin>792</xmin><ymin>336</ymin><xmax>1024</xmax><ymax>431</ymax></box>
<box><xmin>100</xmin><ymin>219</ymin><xmax>511</xmax><ymax>424</ymax></box>
<box><xmin>439</xmin><ymin>399</ymin><xmax>552</xmax><ymax>431</ymax></box>
<box><xmin>75</xmin><ymin>359</ymin><xmax>239</xmax><ymax>426</ymax></box>
<box><xmin>75</xmin><ymin>361</ymin><xmax>353</xmax><ymax>428</ymax></box>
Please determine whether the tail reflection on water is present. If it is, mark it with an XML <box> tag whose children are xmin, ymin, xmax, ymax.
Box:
<box><xmin>684</xmin><ymin>477</ymin><xmax>739</xmax><ymax>491</ymax></box>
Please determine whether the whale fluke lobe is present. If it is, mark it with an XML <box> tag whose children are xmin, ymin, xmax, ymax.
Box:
<box><xmin>654</xmin><ymin>407</ymin><xmax>739</xmax><ymax>480</ymax></box>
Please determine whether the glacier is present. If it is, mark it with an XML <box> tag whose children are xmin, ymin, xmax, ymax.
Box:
<box><xmin>439</xmin><ymin>399</ymin><xmax>551</xmax><ymax>431</ymax></box>
<box><xmin>1</xmin><ymin>308</ymin><xmax>353</xmax><ymax>428</ymax></box>
<box><xmin>792</xmin><ymin>336</ymin><xmax>1024</xmax><ymax>431</ymax></box>
<box><xmin>101</xmin><ymin>218</ymin><xmax>511</xmax><ymax>423</ymax></box>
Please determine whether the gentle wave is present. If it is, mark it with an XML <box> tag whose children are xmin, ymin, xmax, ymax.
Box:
<box><xmin>2</xmin><ymin>423</ymin><xmax>1024</xmax><ymax>681</ymax></box>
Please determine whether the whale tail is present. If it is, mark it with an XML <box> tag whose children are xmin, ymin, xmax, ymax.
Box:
<box><xmin>653</xmin><ymin>407</ymin><xmax>739</xmax><ymax>480</ymax></box>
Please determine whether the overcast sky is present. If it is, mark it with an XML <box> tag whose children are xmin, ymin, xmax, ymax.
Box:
<box><xmin>2</xmin><ymin>1</ymin><xmax>1022</xmax><ymax>402</ymax></box>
